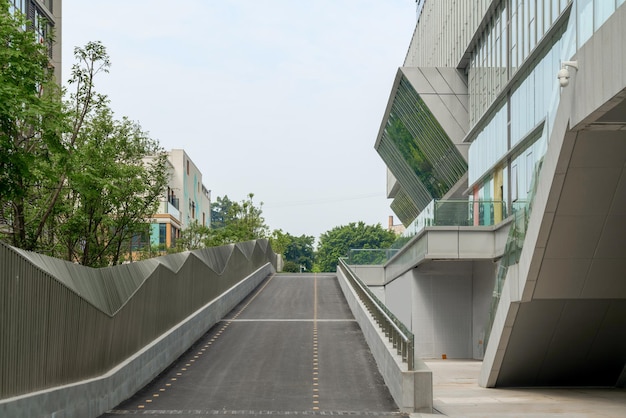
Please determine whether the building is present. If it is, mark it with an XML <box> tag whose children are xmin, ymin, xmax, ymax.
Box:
<box><xmin>374</xmin><ymin>0</ymin><xmax>626</xmax><ymax>388</ymax></box>
<box><xmin>9</xmin><ymin>0</ymin><xmax>63</xmax><ymax>85</ymax></box>
<box><xmin>147</xmin><ymin>149</ymin><xmax>211</xmax><ymax>250</ymax></box>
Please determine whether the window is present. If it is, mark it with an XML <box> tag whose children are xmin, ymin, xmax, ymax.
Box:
<box><xmin>159</xmin><ymin>223</ymin><xmax>166</xmax><ymax>245</ymax></box>
<box><xmin>511</xmin><ymin>165</ymin><xmax>518</xmax><ymax>202</ymax></box>
<box><xmin>9</xmin><ymin>0</ymin><xmax>26</xmax><ymax>15</ymax></box>
<box><xmin>186</xmin><ymin>160</ymin><xmax>190</xmax><ymax>175</ymax></box>
<box><xmin>170</xmin><ymin>225</ymin><xmax>178</xmax><ymax>247</ymax></box>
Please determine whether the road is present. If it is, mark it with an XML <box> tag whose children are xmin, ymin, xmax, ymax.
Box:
<box><xmin>101</xmin><ymin>273</ymin><xmax>405</xmax><ymax>417</ymax></box>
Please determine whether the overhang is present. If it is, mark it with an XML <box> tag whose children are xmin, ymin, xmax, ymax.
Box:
<box><xmin>375</xmin><ymin>67</ymin><xmax>470</xmax><ymax>225</ymax></box>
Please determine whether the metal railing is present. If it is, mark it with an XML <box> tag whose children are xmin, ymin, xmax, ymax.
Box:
<box><xmin>338</xmin><ymin>258</ymin><xmax>414</xmax><ymax>370</ymax></box>
<box><xmin>0</xmin><ymin>239</ymin><xmax>277</xmax><ymax>400</ymax></box>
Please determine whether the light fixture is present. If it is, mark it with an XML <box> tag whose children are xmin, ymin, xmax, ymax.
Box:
<box><xmin>557</xmin><ymin>60</ymin><xmax>578</xmax><ymax>87</ymax></box>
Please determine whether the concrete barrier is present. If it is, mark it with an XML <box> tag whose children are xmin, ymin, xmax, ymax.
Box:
<box><xmin>336</xmin><ymin>268</ymin><xmax>433</xmax><ymax>413</ymax></box>
<box><xmin>0</xmin><ymin>263</ymin><xmax>275</xmax><ymax>418</ymax></box>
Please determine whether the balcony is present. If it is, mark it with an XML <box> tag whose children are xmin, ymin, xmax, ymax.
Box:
<box><xmin>157</xmin><ymin>200</ymin><xmax>181</xmax><ymax>221</ymax></box>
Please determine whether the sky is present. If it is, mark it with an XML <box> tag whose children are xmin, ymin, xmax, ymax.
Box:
<box><xmin>61</xmin><ymin>0</ymin><xmax>416</xmax><ymax>240</ymax></box>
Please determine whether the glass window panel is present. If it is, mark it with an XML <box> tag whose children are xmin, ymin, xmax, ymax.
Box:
<box><xmin>553</xmin><ymin>0</ymin><xmax>560</xmax><ymax>20</ymax></box>
<box><xmin>578</xmin><ymin>0</ymin><xmax>594</xmax><ymax>45</ymax></box>
<box><xmin>537</xmin><ymin>0</ymin><xmax>544</xmax><ymax>38</ymax></box>
<box><xmin>545</xmin><ymin>0</ymin><xmax>552</xmax><ymax>31</ymax></box>
<box><xmin>527</xmin><ymin>0</ymin><xmax>537</xmax><ymax>52</ymax></box>
<box><xmin>594</xmin><ymin>0</ymin><xmax>615</xmax><ymax>29</ymax></box>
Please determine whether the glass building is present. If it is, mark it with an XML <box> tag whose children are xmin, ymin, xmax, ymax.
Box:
<box><xmin>373</xmin><ymin>0</ymin><xmax>626</xmax><ymax>388</ymax></box>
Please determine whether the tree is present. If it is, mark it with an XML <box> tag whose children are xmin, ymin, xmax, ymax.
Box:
<box><xmin>58</xmin><ymin>107</ymin><xmax>168</xmax><ymax>266</ymax></box>
<box><xmin>210</xmin><ymin>195</ymin><xmax>234</xmax><ymax>230</ymax></box>
<box><xmin>269</xmin><ymin>229</ymin><xmax>290</xmax><ymax>256</ymax></box>
<box><xmin>0</xmin><ymin>1</ymin><xmax>65</xmax><ymax>250</ymax></box>
<box><xmin>315</xmin><ymin>222</ymin><xmax>396</xmax><ymax>272</ymax></box>
<box><xmin>0</xmin><ymin>28</ymin><xmax>168</xmax><ymax>266</ymax></box>
<box><xmin>270</xmin><ymin>229</ymin><xmax>315</xmax><ymax>272</ymax></box>
<box><xmin>176</xmin><ymin>220</ymin><xmax>211</xmax><ymax>251</ymax></box>
<box><xmin>206</xmin><ymin>193</ymin><xmax>268</xmax><ymax>246</ymax></box>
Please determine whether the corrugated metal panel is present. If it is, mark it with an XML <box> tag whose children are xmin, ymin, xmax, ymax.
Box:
<box><xmin>0</xmin><ymin>239</ymin><xmax>277</xmax><ymax>399</ymax></box>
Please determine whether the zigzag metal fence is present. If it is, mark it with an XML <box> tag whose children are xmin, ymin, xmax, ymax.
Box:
<box><xmin>0</xmin><ymin>240</ymin><xmax>277</xmax><ymax>399</ymax></box>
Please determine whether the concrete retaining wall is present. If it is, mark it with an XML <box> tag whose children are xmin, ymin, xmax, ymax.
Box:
<box><xmin>0</xmin><ymin>263</ymin><xmax>275</xmax><ymax>418</ymax></box>
<box><xmin>336</xmin><ymin>269</ymin><xmax>433</xmax><ymax>413</ymax></box>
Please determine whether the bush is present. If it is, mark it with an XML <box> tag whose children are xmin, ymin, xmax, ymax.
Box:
<box><xmin>282</xmin><ymin>260</ymin><xmax>300</xmax><ymax>272</ymax></box>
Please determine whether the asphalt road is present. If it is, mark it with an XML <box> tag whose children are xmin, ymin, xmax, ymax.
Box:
<box><xmin>101</xmin><ymin>273</ymin><xmax>405</xmax><ymax>417</ymax></box>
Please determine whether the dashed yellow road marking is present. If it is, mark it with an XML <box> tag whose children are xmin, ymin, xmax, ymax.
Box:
<box><xmin>132</xmin><ymin>274</ymin><xmax>277</xmax><ymax>413</ymax></box>
<box><xmin>312</xmin><ymin>273</ymin><xmax>320</xmax><ymax>411</ymax></box>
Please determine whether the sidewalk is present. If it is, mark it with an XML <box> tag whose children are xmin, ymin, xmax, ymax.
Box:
<box><xmin>412</xmin><ymin>360</ymin><xmax>626</xmax><ymax>417</ymax></box>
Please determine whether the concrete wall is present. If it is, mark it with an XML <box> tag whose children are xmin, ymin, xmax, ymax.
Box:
<box><xmin>0</xmin><ymin>264</ymin><xmax>275</xmax><ymax>418</ymax></box>
<box><xmin>412</xmin><ymin>261</ymin><xmax>473</xmax><ymax>359</ymax></box>
<box><xmin>385</xmin><ymin>269</ymin><xmax>414</xmax><ymax>330</ymax></box>
<box><xmin>383</xmin><ymin>260</ymin><xmax>496</xmax><ymax>361</ymax></box>
<box><xmin>337</xmin><ymin>268</ymin><xmax>433</xmax><ymax>413</ymax></box>
<box><xmin>472</xmin><ymin>261</ymin><xmax>497</xmax><ymax>359</ymax></box>
<box><xmin>349</xmin><ymin>265</ymin><xmax>385</xmax><ymax>286</ymax></box>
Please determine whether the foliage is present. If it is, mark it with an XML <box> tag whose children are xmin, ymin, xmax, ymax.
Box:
<box><xmin>270</xmin><ymin>229</ymin><xmax>315</xmax><ymax>272</ymax></box>
<box><xmin>0</xmin><ymin>1</ymin><xmax>65</xmax><ymax>249</ymax></box>
<box><xmin>0</xmin><ymin>18</ymin><xmax>168</xmax><ymax>266</ymax></box>
<box><xmin>282</xmin><ymin>260</ymin><xmax>300</xmax><ymax>273</ymax></box>
<box><xmin>176</xmin><ymin>220</ymin><xmax>211</xmax><ymax>251</ymax></box>
<box><xmin>269</xmin><ymin>229</ymin><xmax>290</xmax><ymax>255</ymax></box>
<box><xmin>315</xmin><ymin>221</ymin><xmax>396</xmax><ymax>272</ymax></box>
<box><xmin>210</xmin><ymin>195</ymin><xmax>234</xmax><ymax>230</ymax></box>
<box><xmin>206</xmin><ymin>193</ymin><xmax>268</xmax><ymax>246</ymax></box>
<box><xmin>58</xmin><ymin>107</ymin><xmax>168</xmax><ymax>266</ymax></box>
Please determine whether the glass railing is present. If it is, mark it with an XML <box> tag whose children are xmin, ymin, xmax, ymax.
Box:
<box><xmin>158</xmin><ymin>200</ymin><xmax>181</xmax><ymax>220</ymax></box>
<box><xmin>401</xmin><ymin>199</ymin><xmax>508</xmax><ymax>238</ymax></box>
<box><xmin>347</xmin><ymin>248</ymin><xmax>399</xmax><ymax>265</ymax></box>
<box><xmin>348</xmin><ymin>199</ymin><xmax>510</xmax><ymax>266</ymax></box>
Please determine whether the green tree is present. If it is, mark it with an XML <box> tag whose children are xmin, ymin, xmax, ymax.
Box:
<box><xmin>206</xmin><ymin>193</ymin><xmax>268</xmax><ymax>246</ymax></box>
<box><xmin>269</xmin><ymin>229</ymin><xmax>290</xmax><ymax>256</ymax></box>
<box><xmin>59</xmin><ymin>107</ymin><xmax>168</xmax><ymax>266</ymax></box>
<box><xmin>210</xmin><ymin>195</ymin><xmax>234</xmax><ymax>230</ymax></box>
<box><xmin>270</xmin><ymin>229</ymin><xmax>315</xmax><ymax>272</ymax></box>
<box><xmin>0</xmin><ymin>1</ymin><xmax>66</xmax><ymax>250</ymax></box>
<box><xmin>282</xmin><ymin>260</ymin><xmax>300</xmax><ymax>273</ymax></box>
<box><xmin>176</xmin><ymin>220</ymin><xmax>211</xmax><ymax>251</ymax></box>
<box><xmin>315</xmin><ymin>222</ymin><xmax>396</xmax><ymax>272</ymax></box>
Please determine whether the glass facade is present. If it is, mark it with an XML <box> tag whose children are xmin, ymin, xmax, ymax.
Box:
<box><xmin>469</xmin><ymin>0</ymin><xmax>572</xmax><ymax>126</ymax></box>
<box><xmin>469</xmin><ymin>0</ymin><xmax>624</xmax><ymax>210</ymax></box>
<box><xmin>381</xmin><ymin>0</ymin><xmax>626</xmax><ymax>233</ymax></box>
<box><xmin>390</xmin><ymin>188</ymin><xmax>421</xmax><ymax>227</ymax></box>
<box><xmin>377</xmin><ymin>75</ymin><xmax>468</xmax><ymax>225</ymax></box>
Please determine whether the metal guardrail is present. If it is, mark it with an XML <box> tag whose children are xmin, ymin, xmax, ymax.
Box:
<box><xmin>338</xmin><ymin>258</ymin><xmax>414</xmax><ymax>370</ymax></box>
<box><xmin>0</xmin><ymin>239</ymin><xmax>277</xmax><ymax>400</ymax></box>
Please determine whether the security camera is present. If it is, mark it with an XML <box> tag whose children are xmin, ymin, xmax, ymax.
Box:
<box><xmin>557</xmin><ymin>67</ymin><xmax>570</xmax><ymax>87</ymax></box>
<box><xmin>557</xmin><ymin>61</ymin><xmax>578</xmax><ymax>87</ymax></box>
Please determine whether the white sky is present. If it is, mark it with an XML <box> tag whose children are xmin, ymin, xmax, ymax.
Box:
<box><xmin>61</xmin><ymin>0</ymin><xmax>416</xmax><ymax>239</ymax></box>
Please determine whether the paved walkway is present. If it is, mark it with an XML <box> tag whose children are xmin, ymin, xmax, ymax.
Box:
<box><xmin>413</xmin><ymin>360</ymin><xmax>626</xmax><ymax>417</ymax></box>
<box><xmin>101</xmin><ymin>273</ymin><xmax>405</xmax><ymax>417</ymax></box>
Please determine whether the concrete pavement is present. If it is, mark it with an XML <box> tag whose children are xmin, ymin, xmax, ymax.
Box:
<box><xmin>100</xmin><ymin>273</ymin><xmax>405</xmax><ymax>417</ymax></box>
<box><xmin>411</xmin><ymin>360</ymin><xmax>626</xmax><ymax>417</ymax></box>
